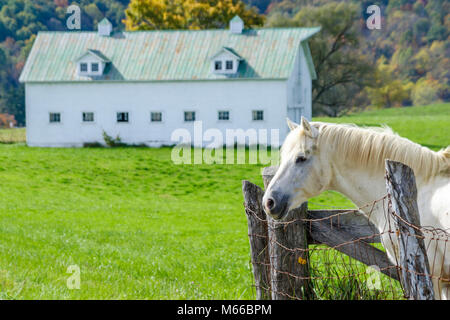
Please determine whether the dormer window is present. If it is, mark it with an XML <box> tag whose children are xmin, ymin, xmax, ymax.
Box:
<box><xmin>210</xmin><ymin>47</ymin><xmax>242</xmax><ymax>75</ymax></box>
<box><xmin>80</xmin><ymin>63</ymin><xmax>88</xmax><ymax>72</ymax></box>
<box><xmin>214</xmin><ymin>61</ymin><xmax>222</xmax><ymax>71</ymax></box>
<box><xmin>75</xmin><ymin>49</ymin><xmax>110</xmax><ymax>77</ymax></box>
<box><xmin>91</xmin><ymin>63</ymin><xmax>99</xmax><ymax>72</ymax></box>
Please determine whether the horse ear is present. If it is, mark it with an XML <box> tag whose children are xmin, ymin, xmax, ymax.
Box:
<box><xmin>286</xmin><ymin>118</ymin><xmax>298</xmax><ymax>131</ymax></box>
<box><xmin>301</xmin><ymin>116</ymin><xmax>318</xmax><ymax>138</ymax></box>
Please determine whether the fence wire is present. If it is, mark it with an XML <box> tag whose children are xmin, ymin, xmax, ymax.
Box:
<box><xmin>244</xmin><ymin>195</ymin><xmax>450</xmax><ymax>300</ymax></box>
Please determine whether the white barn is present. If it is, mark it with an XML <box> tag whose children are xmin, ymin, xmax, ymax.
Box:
<box><xmin>19</xmin><ymin>17</ymin><xmax>320</xmax><ymax>147</ymax></box>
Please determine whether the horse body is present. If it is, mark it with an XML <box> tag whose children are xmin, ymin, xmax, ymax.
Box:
<box><xmin>326</xmin><ymin>153</ymin><xmax>449</xmax><ymax>299</ymax></box>
<box><xmin>263</xmin><ymin>117</ymin><xmax>450</xmax><ymax>299</ymax></box>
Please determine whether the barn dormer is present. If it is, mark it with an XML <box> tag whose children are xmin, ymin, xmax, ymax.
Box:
<box><xmin>75</xmin><ymin>49</ymin><xmax>110</xmax><ymax>77</ymax></box>
<box><xmin>210</xmin><ymin>47</ymin><xmax>242</xmax><ymax>75</ymax></box>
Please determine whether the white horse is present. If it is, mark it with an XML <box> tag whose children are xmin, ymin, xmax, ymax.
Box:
<box><xmin>263</xmin><ymin>117</ymin><xmax>450</xmax><ymax>299</ymax></box>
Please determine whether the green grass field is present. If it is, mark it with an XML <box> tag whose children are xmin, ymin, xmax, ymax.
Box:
<box><xmin>0</xmin><ymin>128</ymin><xmax>25</xmax><ymax>144</ymax></box>
<box><xmin>314</xmin><ymin>103</ymin><xmax>450</xmax><ymax>151</ymax></box>
<box><xmin>0</xmin><ymin>103</ymin><xmax>448</xmax><ymax>299</ymax></box>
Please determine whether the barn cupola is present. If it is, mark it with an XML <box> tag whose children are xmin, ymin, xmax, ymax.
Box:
<box><xmin>229</xmin><ymin>15</ymin><xmax>244</xmax><ymax>34</ymax></box>
<box><xmin>210</xmin><ymin>47</ymin><xmax>242</xmax><ymax>75</ymax></box>
<box><xmin>75</xmin><ymin>49</ymin><xmax>110</xmax><ymax>77</ymax></box>
<box><xmin>98</xmin><ymin>17</ymin><xmax>112</xmax><ymax>36</ymax></box>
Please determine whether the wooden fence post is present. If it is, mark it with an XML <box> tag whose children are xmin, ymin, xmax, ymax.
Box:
<box><xmin>242</xmin><ymin>180</ymin><xmax>271</xmax><ymax>300</ymax></box>
<box><xmin>262</xmin><ymin>167</ymin><xmax>312</xmax><ymax>300</ymax></box>
<box><xmin>385</xmin><ymin>160</ymin><xmax>435</xmax><ymax>300</ymax></box>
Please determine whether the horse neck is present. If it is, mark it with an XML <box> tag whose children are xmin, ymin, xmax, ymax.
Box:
<box><xmin>323</xmin><ymin>151</ymin><xmax>433</xmax><ymax>231</ymax></box>
<box><xmin>327</xmin><ymin>161</ymin><xmax>387</xmax><ymax>209</ymax></box>
<box><xmin>322</xmin><ymin>153</ymin><xmax>393</xmax><ymax>229</ymax></box>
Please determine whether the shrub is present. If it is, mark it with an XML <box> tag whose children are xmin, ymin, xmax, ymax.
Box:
<box><xmin>102</xmin><ymin>130</ymin><xmax>125</xmax><ymax>147</ymax></box>
<box><xmin>411</xmin><ymin>78</ymin><xmax>442</xmax><ymax>106</ymax></box>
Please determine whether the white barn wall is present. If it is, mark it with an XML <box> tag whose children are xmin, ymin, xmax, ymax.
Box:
<box><xmin>25</xmin><ymin>80</ymin><xmax>288</xmax><ymax>147</ymax></box>
<box><xmin>300</xmin><ymin>46</ymin><xmax>313</xmax><ymax>121</ymax></box>
<box><xmin>286</xmin><ymin>42</ymin><xmax>313</xmax><ymax>122</ymax></box>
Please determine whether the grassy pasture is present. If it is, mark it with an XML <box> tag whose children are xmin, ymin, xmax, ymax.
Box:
<box><xmin>314</xmin><ymin>102</ymin><xmax>450</xmax><ymax>151</ymax></box>
<box><xmin>0</xmin><ymin>128</ymin><xmax>25</xmax><ymax>144</ymax></box>
<box><xmin>0</xmin><ymin>103</ymin><xmax>448</xmax><ymax>299</ymax></box>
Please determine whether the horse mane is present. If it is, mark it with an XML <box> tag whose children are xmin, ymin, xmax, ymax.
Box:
<box><xmin>314</xmin><ymin>122</ymin><xmax>450</xmax><ymax>180</ymax></box>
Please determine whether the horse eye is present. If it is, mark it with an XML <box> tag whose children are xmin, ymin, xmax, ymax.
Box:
<box><xmin>296</xmin><ymin>156</ymin><xmax>307</xmax><ymax>164</ymax></box>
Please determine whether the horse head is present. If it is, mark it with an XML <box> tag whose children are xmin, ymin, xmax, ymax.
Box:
<box><xmin>263</xmin><ymin>117</ymin><xmax>331</xmax><ymax>220</ymax></box>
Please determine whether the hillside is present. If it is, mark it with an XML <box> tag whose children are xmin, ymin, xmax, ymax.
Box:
<box><xmin>0</xmin><ymin>0</ymin><xmax>448</xmax><ymax>124</ymax></box>
<box><xmin>265</xmin><ymin>0</ymin><xmax>449</xmax><ymax>116</ymax></box>
<box><xmin>0</xmin><ymin>0</ymin><xmax>129</xmax><ymax>126</ymax></box>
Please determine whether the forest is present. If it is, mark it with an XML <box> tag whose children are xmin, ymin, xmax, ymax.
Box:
<box><xmin>0</xmin><ymin>0</ymin><xmax>448</xmax><ymax>125</ymax></box>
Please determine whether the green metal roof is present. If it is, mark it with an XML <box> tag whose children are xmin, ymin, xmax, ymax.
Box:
<box><xmin>210</xmin><ymin>47</ymin><xmax>243</xmax><ymax>60</ymax></box>
<box><xmin>19</xmin><ymin>27</ymin><xmax>320</xmax><ymax>83</ymax></box>
<box><xmin>301</xmin><ymin>42</ymin><xmax>317</xmax><ymax>80</ymax></box>
<box><xmin>75</xmin><ymin>49</ymin><xmax>110</xmax><ymax>62</ymax></box>
<box><xmin>230</xmin><ymin>15</ymin><xmax>243</xmax><ymax>23</ymax></box>
<box><xmin>98</xmin><ymin>18</ymin><xmax>112</xmax><ymax>26</ymax></box>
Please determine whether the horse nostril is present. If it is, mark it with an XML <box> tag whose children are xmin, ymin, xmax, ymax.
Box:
<box><xmin>266</xmin><ymin>198</ymin><xmax>275</xmax><ymax>210</ymax></box>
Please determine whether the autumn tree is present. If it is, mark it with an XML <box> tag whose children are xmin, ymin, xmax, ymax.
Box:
<box><xmin>366</xmin><ymin>57</ymin><xmax>413</xmax><ymax>108</ymax></box>
<box><xmin>0</xmin><ymin>113</ymin><xmax>16</xmax><ymax>128</ymax></box>
<box><xmin>0</xmin><ymin>0</ymin><xmax>129</xmax><ymax>126</ymax></box>
<box><xmin>411</xmin><ymin>78</ymin><xmax>444</xmax><ymax>106</ymax></box>
<box><xmin>267</xmin><ymin>2</ymin><xmax>374</xmax><ymax>117</ymax></box>
<box><xmin>123</xmin><ymin>0</ymin><xmax>265</xmax><ymax>31</ymax></box>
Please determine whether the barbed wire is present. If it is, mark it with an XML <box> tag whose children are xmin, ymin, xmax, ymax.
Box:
<box><xmin>244</xmin><ymin>194</ymin><xmax>450</xmax><ymax>300</ymax></box>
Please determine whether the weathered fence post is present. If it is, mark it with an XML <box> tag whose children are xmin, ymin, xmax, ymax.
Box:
<box><xmin>242</xmin><ymin>180</ymin><xmax>271</xmax><ymax>300</ymax></box>
<box><xmin>262</xmin><ymin>167</ymin><xmax>312</xmax><ymax>300</ymax></box>
<box><xmin>385</xmin><ymin>160</ymin><xmax>435</xmax><ymax>300</ymax></box>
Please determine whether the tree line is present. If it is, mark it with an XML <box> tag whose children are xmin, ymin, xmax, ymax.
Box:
<box><xmin>0</xmin><ymin>0</ymin><xmax>448</xmax><ymax>125</ymax></box>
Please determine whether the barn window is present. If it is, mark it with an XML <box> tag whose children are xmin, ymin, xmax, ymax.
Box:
<box><xmin>91</xmin><ymin>63</ymin><xmax>99</xmax><ymax>72</ymax></box>
<box><xmin>117</xmin><ymin>112</ymin><xmax>129</xmax><ymax>123</ymax></box>
<box><xmin>252</xmin><ymin>110</ymin><xmax>264</xmax><ymax>121</ymax></box>
<box><xmin>83</xmin><ymin>112</ymin><xmax>94</xmax><ymax>122</ymax></box>
<box><xmin>151</xmin><ymin>112</ymin><xmax>162</xmax><ymax>122</ymax></box>
<box><xmin>225</xmin><ymin>60</ymin><xmax>233</xmax><ymax>70</ymax></box>
<box><xmin>80</xmin><ymin>63</ymin><xmax>88</xmax><ymax>72</ymax></box>
<box><xmin>184</xmin><ymin>111</ymin><xmax>196</xmax><ymax>122</ymax></box>
<box><xmin>214</xmin><ymin>61</ymin><xmax>222</xmax><ymax>71</ymax></box>
<box><xmin>218</xmin><ymin>111</ymin><xmax>229</xmax><ymax>121</ymax></box>
<box><xmin>49</xmin><ymin>112</ymin><xmax>61</xmax><ymax>123</ymax></box>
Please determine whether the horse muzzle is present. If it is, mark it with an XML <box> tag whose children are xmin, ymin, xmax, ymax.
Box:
<box><xmin>263</xmin><ymin>191</ymin><xmax>289</xmax><ymax>220</ymax></box>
